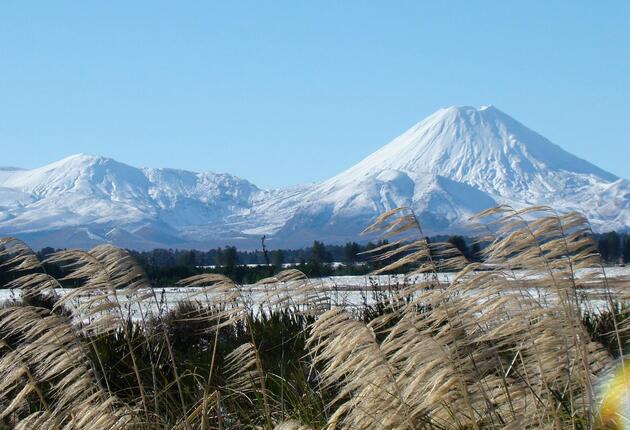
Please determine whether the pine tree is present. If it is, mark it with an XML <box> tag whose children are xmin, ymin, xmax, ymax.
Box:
<box><xmin>342</xmin><ymin>242</ymin><xmax>361</xmax><ymax>265</ymax></box>
<box><xmin>448</xmin><ymin>235</ymin><xmax>469</xmax><ymax>259</ymax></box>
<box><xmin>223</xmin><ymin>246</ymin><xmax>238</xmax><ymax>269</ymax></box>
<box><xmin>271</xmin><ymin>249</ymin><xmax>285</xmax><ymax>268</ymax></box>
<box><xmin>310</xmin><ymin>241</ymin><xmax>329</xmax><ymax>264</ymax></box>
<box><xmin>606</xmin><ymin>232</ymin><xmax>621</xmax><ymax>263</ymax></box>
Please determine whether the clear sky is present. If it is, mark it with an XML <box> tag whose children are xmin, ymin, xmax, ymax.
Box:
<box><xmin>1</xmin><ymin>2</ymin><xmax>628</xmax><ymax>188</ymax></box>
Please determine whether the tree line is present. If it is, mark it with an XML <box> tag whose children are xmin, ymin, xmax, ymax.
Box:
<box><xmin>594</xmin><ymin>231</ymin><xmax>630</xmax><ymax>264</ymax></box>
<box><xmin>3</xmin><ymin>231</ymin><xmax>627</xmax><ymax>287</ymax></box>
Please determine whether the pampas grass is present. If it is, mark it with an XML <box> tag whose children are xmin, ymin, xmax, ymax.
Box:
<box><xmin>0</xmin><ymin>205</ymin><xmax>627</xmax><ymax>429</ymax></box>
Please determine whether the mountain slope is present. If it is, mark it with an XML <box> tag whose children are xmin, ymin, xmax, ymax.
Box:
<box><xmin>268</xmin><ymin>106</ymin><xmax>628</xmax><ymax>244</ymax></box>
<box><xmin>0</xmin><ymin>106</ymin><xmax>627</xmax><ymax>249</ymax></box>
<box><xmin>333</xmin><ymin>106</ymin><xmax>618</xmax><ymax>200</ymax></box>
<box><xmin>0</xmin><ymin>154</ymin><xmax>264</xmax><ymax>248</ymax></box>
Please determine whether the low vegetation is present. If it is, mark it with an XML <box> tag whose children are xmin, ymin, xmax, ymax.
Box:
<box><xmin>0</xmin><ymin>205</ymin><xmax>629</xmax><ymax>429</ymax></box>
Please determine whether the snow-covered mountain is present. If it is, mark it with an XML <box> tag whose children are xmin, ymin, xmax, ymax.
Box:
<box><xmin>0</xmin><ymin>155</ymin><xmax>264</xmax><ymax>249</ymax></box>
<box><xmin>267</xmin><ymin>105</ymin><xmax>629</xmax><ymax>246</ymax></box>
<box><xmin>1</xmin><ymin>106</ymin><xmax>627</xmax><ymax>249</ymax></box>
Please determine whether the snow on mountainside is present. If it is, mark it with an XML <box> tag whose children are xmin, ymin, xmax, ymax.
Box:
<box><xmin>0</xmin><ymin>106</ymin><xmax>627</xmax><ymax>249</ymax></box>
<box><xmin>334</xmin><ymin>105</ymin><xmax>619</xmax><ymax>200</ymax></box>
<box><xmin>264</xmin><ymin>105</ymin><xmax>628</xmax><ymax>245</ymax></box>
<box><xmin>0</xmin><ymin>154</ymin><xmax>264</xmax><ymax>249</ymax></box>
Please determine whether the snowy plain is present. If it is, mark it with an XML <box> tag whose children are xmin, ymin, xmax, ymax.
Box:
<box><xmin>1</xmin><ymin>267</ymin><xmax>628</xmax><ymax>319</ymax></box>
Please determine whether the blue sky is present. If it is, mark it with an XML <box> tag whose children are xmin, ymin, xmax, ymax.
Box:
<box><xmin>1</xmin><ymin>2</ymin><xmax>628</xmax><ymax>188</ymax></box>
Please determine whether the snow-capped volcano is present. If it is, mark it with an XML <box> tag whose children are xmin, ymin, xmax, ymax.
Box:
<box><xmin>0</xmin><ymin>106</ymin><xmax>627</xmax><ymax>249</ymax></box>
<box><xmin>338</xmin><ymin>105</ymin><xmax>618</xmax><ymax>199</ymax></box>
<box><xmin>272</xmin><ymin>105</ymin><xmax>628</xmax><ymax>245</ymax></box>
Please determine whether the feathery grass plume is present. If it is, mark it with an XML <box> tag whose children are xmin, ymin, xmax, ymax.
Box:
<box><xmin>0</xmin><ymin>305</ymin><xmax>137</xmax><ymax>429</ymax></box>
<box><xmin>0</xmin><ymin>237</ymin><xmax>43</xmax><ymax>273</ymax></box>
<box><xmin>224</xmin><ymin>342</ymin><xmax>263</xmax><ymax>399</ymax></box>
<box><xmin>225</xmin><ymin>341</ymin><xmax>273</xmax><ymax>427</ymax></box>
<box><xmin>306</xmin><ymin>205</ymin><xmax>622</xmax><ymax>429</ymax></box>
<box><xmin>256</xmin><ymin>269</ymin><xmax>330</xmax><ymax>316</ymax></box>
<box><xmin>1</xmin><ymin>247</ymin><xmax>119</xmax><ymax>402</ymax></box>
<box><xmin>179</xmin><ymin>273</ymin><xmax>276</xmax><ymax>427</ymax></box>
<box><xmin>7</xmin><ymin>273</ymin><xmax>60</xmax><ymax>298</ymax></box>
<box><xmin>307</xmin><ymin>307</ymin><xmax>414</xmax><ymax>429</ymax></box>
<box><xmin>43</xmin><ymin>245</ymin><xmax>164</xmax><ymax>330</ymax></box>
<box><xmin>43</xmin><ymin>248</ymin><xmax>130</xmax><ymax>333</ymax></box>
<box><xmin>43</xmin><ymin>245</ymin><xmax>178</xmax><ymax>425</ymax></box>
<box><xmin>473</xmin><ymin>206</ymin><xmax>614</xmax><ymax>409</ymax></box>
<box><xmin>361</xmin><ymin>207</ymin><xmax>468</xmax><ymax>280</ymax></box>
<box><xmin>177</xmin><ymin>273</ymin><xmax>248</xmax><ymax>330</ymax></box>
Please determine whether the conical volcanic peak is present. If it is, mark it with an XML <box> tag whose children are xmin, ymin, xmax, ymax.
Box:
<box><xmin>336</xmin><ymin>105</ymin><xmax>617</xmax><ymax>200</ymax></box>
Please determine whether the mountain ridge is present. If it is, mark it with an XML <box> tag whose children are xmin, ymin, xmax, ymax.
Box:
<box><xmin>1</xmin><ymin>106</ymin><xmax>627</xmax><ymax>249</ymax></box>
